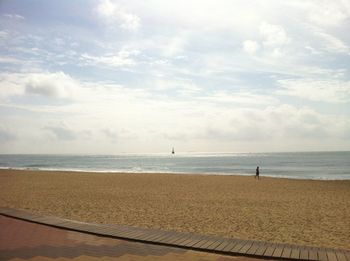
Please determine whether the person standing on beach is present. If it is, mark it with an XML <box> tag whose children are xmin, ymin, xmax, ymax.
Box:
<box><xmin>255</xmin><ymin>166</ymin><xmax>260</xmax><ymax>179</ymax></box>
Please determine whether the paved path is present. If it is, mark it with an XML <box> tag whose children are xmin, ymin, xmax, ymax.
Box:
<box><xmin>0</xmin><ymin>215</ymin><xmax>264</xmax><ymax>261</ymax></box>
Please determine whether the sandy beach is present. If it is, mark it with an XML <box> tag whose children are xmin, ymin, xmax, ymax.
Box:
<box><xmin>1</xmin><ymin>169</ymin><xmax>349</xmax><ymax>249</ymax></box>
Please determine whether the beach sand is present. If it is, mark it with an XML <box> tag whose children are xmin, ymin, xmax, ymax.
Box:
<box><xmin>1</xmin><ymin>169</ymin><xmax>349</xmax><ymax>249</ymax></box>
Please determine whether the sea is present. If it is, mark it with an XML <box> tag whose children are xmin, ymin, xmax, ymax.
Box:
<box><xmin>0</xmin><ymin>151</ymin><xmax>349</xmax><ymax>180</ymax></box>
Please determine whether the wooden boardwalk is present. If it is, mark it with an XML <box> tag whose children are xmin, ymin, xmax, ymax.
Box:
<box><xmin>1</xmin><ymin>207</ymin><xmax>349</xmax><ymax>261</ymax></box>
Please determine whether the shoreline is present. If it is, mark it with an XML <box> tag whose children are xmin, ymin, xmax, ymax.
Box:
<box><xmin>1</xmin><ymin>169</ymin><xmax>350</xmax><ymax>249</ymax></box>
<box><xmin>0</xmin><ymin>167</ymin><xmax>349</xmax><ymax>181</ymax></box>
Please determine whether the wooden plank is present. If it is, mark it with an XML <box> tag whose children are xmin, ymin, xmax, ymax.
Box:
<box><xmin>0</xmin><ymin>208</ymin><xmax>12</xmax><ymax>214</ymax></box>
<box><xmin>230</xmin><ymin>240</ymin><xmax>247</xmax><ymax>253</ymax></box>
<box><xmin>342</xmin><ymin>250</ymin><xmax>350</xmax><ymax>261</ymax></box>
<box><xmin>206</xmin><ymin>239</ymin><xmax>225</xmax><ymax>250</ymax></box>
<box><xmin>108</xmin><ymin>227</ymin><xmax>131</xmax><ymax>237</ymax></box>
<box><xmin>172</xmin><ymin>233</ymin><xmax>195</xmax><ymax>245</ymax></box>
<box><xmin>300</xmin><ymin>247</ymin><xmax>309</xmax><ymax>260</ymax></box>
<box><xmin>115</xmin><ymin>228</ymin><xmax>142</xmax><ymax>238</ymax></box>
<box><xmin>326</xmin><ymin>249</ymin><xmax>338</xmax><ymax>261</ymax></box>
<box><xmin>222</xmin><ymin>239</ymin><xmax>240</xmax><ymax>252</ymax></box>
<box><xmin>263</xmin><ymin>243</ymin><xmax>276</xmax><ymax>257</ymax></box>
<box><xmin>255</xmin><ymin>242</ymin><xmax>268</xmax><ymax>256</ymax></box>
<box><xmin>169</xmin><ymin>232</ymin><xmax>193</xmax><ymax>244</ymax></box>
<box><xmin>238</xmin><ymin>241</ymin><xmax>253</xmax><ymax>254</ymax></box>
<box><xmin>93</xmin><ymin>225</ymin><xmax>116</xmax><ymax>234</ymax></box>
<box><xmin>198</xmin><ymin>238</ymin><xmax>219</xmax><ymax>249</ymax></box>
<box><xmin>47</xmin><ymin>218</ymin><xmax>67</xmax><ymax>226</ymax></box>
<box><xmin>245</xmin><ymin>241</ymin><xmax>260</xmax><ymax>255</ymax></box>
<box><xmin>155</xmin><ymin>233</ymin><xmax>178</xmax><ymax>244</ymax></box>
<box><xmin>192</xmin><ymin>237</ymin><xmax>212</xmax><ymax>248</ymax></box>
<box><xmin>281</xmin><ymin>245</ymin><xmax>292</xmax><ymax>259</ymax></box>
<box><xmin>31</xmin><ymin>217</ymin><xmax>50</xmax><ymax>221</ymax></box>
<box><xmin>124</xmin><ymin>229</ymin><xmax>155</xmax><ymax>241</ymax></box>
<box><xmin>165</xmin><ymin>233</ymin><xmax>191</xmax><ymax>245</ymax></box>
<box><xmin>125</xmin><ymin>229</ymin><xmax>149</xmax><ymax>240</ymax></box>
<box><xmin>137</xmin><ymin>229</ymin><xmax>163</xmax><ymax>241</ymax></box>
<box><xmin>142</xmin><ymin>230</ymin><xmax>169</xmax><ymax>241</ymax></box>
<box><xmin>155</xmin><ymin>231</ymin><xmax>181</xmax><ymax>243</ymax></box>
<box><xmin>335</xmin><ymin>251</ymin><xmax>347</xmax><ymax>261</ymax></box>
<box><xmin>214</xmin><ymin>239</ymin><xmax>232</xmax><ymax>251</ymax></box>
<box><xmin>308</xmin><ymin>247</ymin><xmax>318</xmax><ymax>261</ymax></box>
<box><xmin>147</xmin><ymin>231</ymin><xmax>175</xmax><ymax>242</ymax></box>
<box><xmin>290</xmin><ymin>246</ymin><xmax>301</xmax><ymax>259</ymax></box>
<box><xmin>180</xmin><ymin>235</ymin><xmax>203</xmax><ymax>247</ymax></box>
<box><xmin>317</xmin><ymin>248</ymin><xmax>328</xmax><ymax>261</ymax></box>
<box><xmin>111</xmin><ymin>227</ymin><xmax>139</xmax><ymax>237</ymax></box>
<box><xmin>272</xmin><ymin>244</ymin><xmax>284</xmax><ymax>258</ymax></box>
<box><xmin>130</xmin><ymin>230</ymin><xmax>152</xmax><ymax>240</ymax></box>
<box><xmin>126</xmin><ymin>229</ymin><xmax>148</xmax><ymax>238</ymax></box>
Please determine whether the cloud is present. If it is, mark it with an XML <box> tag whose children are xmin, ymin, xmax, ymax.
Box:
<box><xmin>243</xmin><ymin>40</ymin><xmax>259</xmax><ymax>55</ymax></box>
<box><xmin>242</xmin><ymin>22</ymin><xmax>290</xmax><ymax>59</ymax></box>
<box><xmin>202</xmin><ymin>91</ymin><xmax>279</xmax><ymax>106</ymax></box>
<box><xmin>162</xmin><ymin>34</ymin><xmax>188</xmax><ymax>57</ymax></box>
<box><xmin>0</xmin><ymin>73</ymin><xmax>27</xmax><ymax>100</ymax></box>
<box><xmin>3</xmin><ymin>14</ymin><xmax>25</xmax><ymax>20</ymax></box>
<box><xmin>0</xmin><ymin>71</ymin><xmax>82</xmax><ymax>102</ymax></box>
<box><xmin>0</xmin><ymin>31</ymin><xmax>9</xmax><ymax>39</ymax></box>
<box><xmin>282</xmin><ymin>1</ymin><xmax>350</xmax><ymax>28</ymax></box>
<box><xmin>1</xmin><ymin>0</ymin><xmax>350</xmax><ymax>153</ymax></box>
<box><xmin>44</xmin><ymin>125</ymin><xmax>77</xmax><ymax>141</ymax></box>
<box><xmin>315</xmin><ymin>31</ymin><xmax>350</xmax><ymax>54</ymax></box>
<box><xmin>278</xmin><ymin>79</ymin><xmax>350</xmax><ymax>103</ymax></box>
<box><xmin>80</xmin><ymin>50</ymin><xmax>138</xmax><ymax>67</ymax></box>
<box><xmin>0</xmin><ymin>56</ymin><xmax>23</xmax><ymax>64</ymax></box>
<box><xmin>96</xmin><ymin>0</ymin><xmax>140</xmax><ymax>31</ymax></box>
<box><xmin>102</xmin><ymin>128</ymin><xmax>118</xmax><ymax>142</ymax></box>
<box><xmin>167</xmin><ymin>104</ymin><xmax>343</xmax><ymax>147</ymax></box>
<box><xmin>24</xmin><ymin>72</ymin><xmax>80</xmax><ymax>99</ymax></box>
<box><xmin>307</xmin><ymin>0</ymin><xmax>349</xmax><ymax>27</ymax></box>
<box><xmin>152</xmin><ymin>78</ymin><xmax>201</xmax><ymax>95</ymax></box>
<box><xmin>204</xmin><ymin>124</ymin><xmax>270</xmax><ymax>142</ymax></box>
<box><xmin>259</xmin><ymin>22</ymin><xmax>290</xmax><ymax>47</ymax></box>
<box><xmin>0</xmin><ymin>127</ymin><xmax>16</xmax><ymax>143</ymax></box>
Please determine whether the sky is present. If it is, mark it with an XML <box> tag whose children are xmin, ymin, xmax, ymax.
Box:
<box><xmin>0</xmin><ymin>0</ymin><xmax>350</xmax><ymax>154</ymax></box>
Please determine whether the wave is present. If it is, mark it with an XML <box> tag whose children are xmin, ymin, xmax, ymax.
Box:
<box><xmin>1</xmin><ymin>166</ymin><xmax>349</xmax><ymax>180</ymax></box>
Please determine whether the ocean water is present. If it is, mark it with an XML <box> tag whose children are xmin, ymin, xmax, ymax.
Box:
<box><xmin>0</xmin><ymin>151</ymin><xmax>349</xmax><ymax>180</ymax></box>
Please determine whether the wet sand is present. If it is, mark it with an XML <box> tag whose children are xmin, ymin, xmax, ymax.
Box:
<box><xmin>1</xmin><ymin>169</ymin><xmax>349</xmax><ymax>249</ymax></box>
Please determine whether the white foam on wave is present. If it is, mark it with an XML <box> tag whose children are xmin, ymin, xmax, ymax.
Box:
<box><xmin>1</xmin><ymin>166</ymin><xmax>349</xmax><ymax>180</ymax></box>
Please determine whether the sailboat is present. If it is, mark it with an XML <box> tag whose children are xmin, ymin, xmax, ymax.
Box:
<box><xmin>172</xmin><ymin>147</ymin><xmax>175</xmax><ymax>154</ymax></box>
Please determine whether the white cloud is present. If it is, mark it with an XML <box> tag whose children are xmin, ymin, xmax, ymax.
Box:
<box><xmin>80</xmin><ymin>50</ymin><xmax>138</xmax><ymax>67</ymax></box>
<box><xmin>308</xmin><ymin>0</ymin><xmax>349</xmax><ymax>27</ymax></box>
<box><xmin>3</xmin><ymin>14</ymin><xmax>25</xmax><ymax>20</ymax></box>
<box><xmin>97</xmin><ymin>0</ymin><xmax>140</xmax><ymax>31</ymax></box>
<box><xmin>1</xmin><ymin>0</ymin><xmax>350</xmax><ymax>153</ymax></box>
<box><xmin>243</xmin><ymin>40</ymin><xmax>259</xmax><ymax>55</ymax></box>
<box><xmin>278</xmin><ymin>79</ymin><xmax>350</xmax><ymax>103</ymax></box>
<box><xmin>0</xmin><ymin>30</ymin><xmax>9</xmax><ymax>39</ymax></box>
<box><xmin>0</xmin><ymin>127</ymin><xmax>16</xmax><ymax>143</ymax></box>
<box><xmin>0</xmin><ymin>71</ymin><xmax>81</xmax><ymax>101</ymax></box>
<box><xmin>282</xmin><ymin>0</ymin><xmax>350</xmax><ymax>28</ymax></box>
<box><xmin>241</xmin><ymin>22</ymin><xmax>290</xmax><ymax>59</ymax></box>
<box><xmin>259</xmin><ymin>22</ymin><xmax>290</xmax><ymax>47</ymax></box>
<box><xmin>315</xmin><ymin>31</ymin><xmax>350</xmax><ymax>54</ymax></box>
<box><xmin>0</xmin><ymin>56</ymin><xmax>22</xmax><ymax>64</ymax></box>
<box><xmin>45</xmin><ymin>125</ymin><xmax>77</xmax><ymax>141</ymax></box>
<box><xmin>162</xmin><ymin>35</ymin><xmax>188</xmax><ymax>57</ymax></box>
<box><xmin>0</xmin><ymin>73</ymin><xmax>27</xmax><ymax>100</ymax></box>
<box><xmin>152</xmin><ymin>78</ymin><xmax>201</xmax><ymax>95</ymax></box>
<box><xmin>24</xmin><ymin>72</ymin><xmax>80</xmax><ymax>99</ymax></box>
<box><xmin>202</xmin><ymin>91</ymin><xmax>279</xmax><ymax>106</ymax></box>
